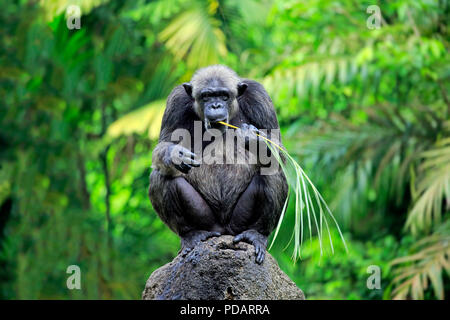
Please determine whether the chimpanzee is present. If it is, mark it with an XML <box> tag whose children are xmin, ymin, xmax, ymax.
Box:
<box><xmin>149</xmin><ymin>65</ymin><xmax>288</xmax><ymax>264</ymax></box>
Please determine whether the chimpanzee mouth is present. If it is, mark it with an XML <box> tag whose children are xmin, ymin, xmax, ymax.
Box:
<box><xmin>205</xmin><ymin>118</ymin><xmax>228</xmax><ymax>131</ymax></box>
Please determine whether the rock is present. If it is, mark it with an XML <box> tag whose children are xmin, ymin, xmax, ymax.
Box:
<box><xmin>142</xmin><ymin>235</ymin><xmax>305</xmax><ymax>300</ymax></box>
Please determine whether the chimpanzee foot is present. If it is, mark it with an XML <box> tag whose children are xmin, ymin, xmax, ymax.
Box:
<box><xmin>233</xmin><ymin>230</ymin><xmax>268</xmax><ymax>264</ymax></box>
<box><xmin>180</xmin><ymin>230</ymin><xmax>221</xmax><ymax>256</ymax></box>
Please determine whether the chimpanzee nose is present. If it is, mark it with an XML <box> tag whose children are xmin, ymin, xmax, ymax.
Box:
<box><xmin>205</xmin><ymin>104</ymin><xmax>227</xmax><ymax>123</ymax></box>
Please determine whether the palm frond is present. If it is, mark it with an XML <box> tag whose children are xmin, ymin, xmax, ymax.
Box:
<box><xmin>289</xmin><ymin>104</ymin><xmax>448</xmax><ymax>231</ymax></box>
<box><xmin>266</xmin><ymin>141</ymin><xmax>347</xmax><ymax>260</ymax></box>
<box><xmin>406</xmin><ymin>139</ymin><xmax>450</xmax><ymax>234</ymax></box>
<box><xmin>107</xmin><ymin>100</ymin><xmax>166</xmax><ymax>140</ymax></box>
<box><xmin>159</xmin><ymin>4</ymin><xmax>227</xmax><ymax>69</ymax></box>
<box><xmin>262</xmin><ymin>56</ymin><xmax>358</xmax><ymax>98</ymax></box>
<box><xmin>218</xmin><ymin>121</ymin><xmax>347</xmax><ymax>260</ymax></box>
<box><xmin>391</xmin><ymin>222</ymin><xmax>450</xmax><ymax>300</ymax></box>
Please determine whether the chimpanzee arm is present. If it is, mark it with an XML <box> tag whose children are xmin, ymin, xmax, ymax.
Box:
<box><xmin>238</xmin><ymin>79</ymin><xmax>285</xmax><ymax>156</ymax></box>
<box><xmin>238</xmin><ymin>80</ymin><xmax>280</xmax><ymax>133</ymax></box>
<box><xmin>232</xmin><ymin>80</ymin><xmax>289</xmax><ymax>264</ymax></box>
<box><xmin>151</xmin><ymin>85</ymin><xmax>200</xmax><ymax>177</ymax></box>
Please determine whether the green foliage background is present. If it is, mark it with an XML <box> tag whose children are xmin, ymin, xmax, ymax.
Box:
<box><xmin>0</xmin><ymin>0</ymin><xmax>448</xmax><ymax>299</ymax></box>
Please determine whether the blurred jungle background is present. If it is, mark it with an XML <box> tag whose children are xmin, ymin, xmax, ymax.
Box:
<box><xmin>0</xmin><ymin>0</ymin><xmax>449</xmax><ymax>299</ymax></box>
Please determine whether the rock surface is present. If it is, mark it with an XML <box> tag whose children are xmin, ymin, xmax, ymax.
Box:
<box><xmin>142</xmin><ymin>235</ymin><xmax>305</xmax><ymax>300</ymax></box>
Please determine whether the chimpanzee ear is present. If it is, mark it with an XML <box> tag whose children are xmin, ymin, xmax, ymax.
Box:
<box><xmin>183</xmin><ymin>82</ymin><xmax>193</xmax><ymax>98</ymax></box>
<box><xmin>237</xmin><ymin>82</ymin><xmax>248</xmax><ymax>97</ymax></box>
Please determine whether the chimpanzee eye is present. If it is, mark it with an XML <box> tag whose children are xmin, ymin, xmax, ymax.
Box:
<box><xmin>222</xmin><ymin>95</ymin><xmax>229</xmax><ymax>101</ymax></box>
<box><xmin>202</xmin><ymin>96</ymin><xmax>209</xmax><ymax>102</ymax></box>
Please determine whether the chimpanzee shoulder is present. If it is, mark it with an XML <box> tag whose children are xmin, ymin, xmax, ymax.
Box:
<box><xmin>159</xmin><ymin>85</ymin><xmax>198</xmax><ymax>142</ymax></box>
<box><xmin>238</xmin><ymin>79</ymin><xmax>279</xmax><ymax>130</ymax></box>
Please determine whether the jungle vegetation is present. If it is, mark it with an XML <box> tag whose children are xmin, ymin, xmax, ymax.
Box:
<box><xmin>0</xmin><ymin>0</ymin><xmax>448</xmax><ymax>299</ymax></box>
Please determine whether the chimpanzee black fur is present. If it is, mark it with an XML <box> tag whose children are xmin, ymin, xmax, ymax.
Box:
<box><xmin>149</xmin><ymin>65</ymin><xmax>288</xmax><ymax>264</ymax></box>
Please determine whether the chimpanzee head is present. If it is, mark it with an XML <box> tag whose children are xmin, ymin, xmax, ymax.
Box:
<box><xmin>183</xmin><ymin>65</ymin><xmax>247</xmax><ymax>132</ymax></box>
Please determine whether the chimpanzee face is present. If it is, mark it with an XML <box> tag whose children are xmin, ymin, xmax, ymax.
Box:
<box><xmin>197</xmin><ymin>86</ymin><xmax>231</xmax><ymax>131</ymax></box>
<box><xmin>183</xmin><ymin>81</ymin><xmax>247</xmax><ymax>132</ymax></box>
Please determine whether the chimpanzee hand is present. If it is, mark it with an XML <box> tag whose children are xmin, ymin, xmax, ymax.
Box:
<box><xmin>166</xmin><ymin>144</ymin><xmax>200</xmax><ymax>174</ymax></box>
<box><xmin>180</xmin><ymin>230</ymin><xmax>221</xmax><ymax>256</ymax></box>
<box><xmin>236</xmin><ymin>123</ymin><xmax>261</xmax><ymax>145</ymax></box>
<box><xmin>233</xmin><ymin>229</ymin><xmax>268</xmax><ymax>264</ymax></box>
